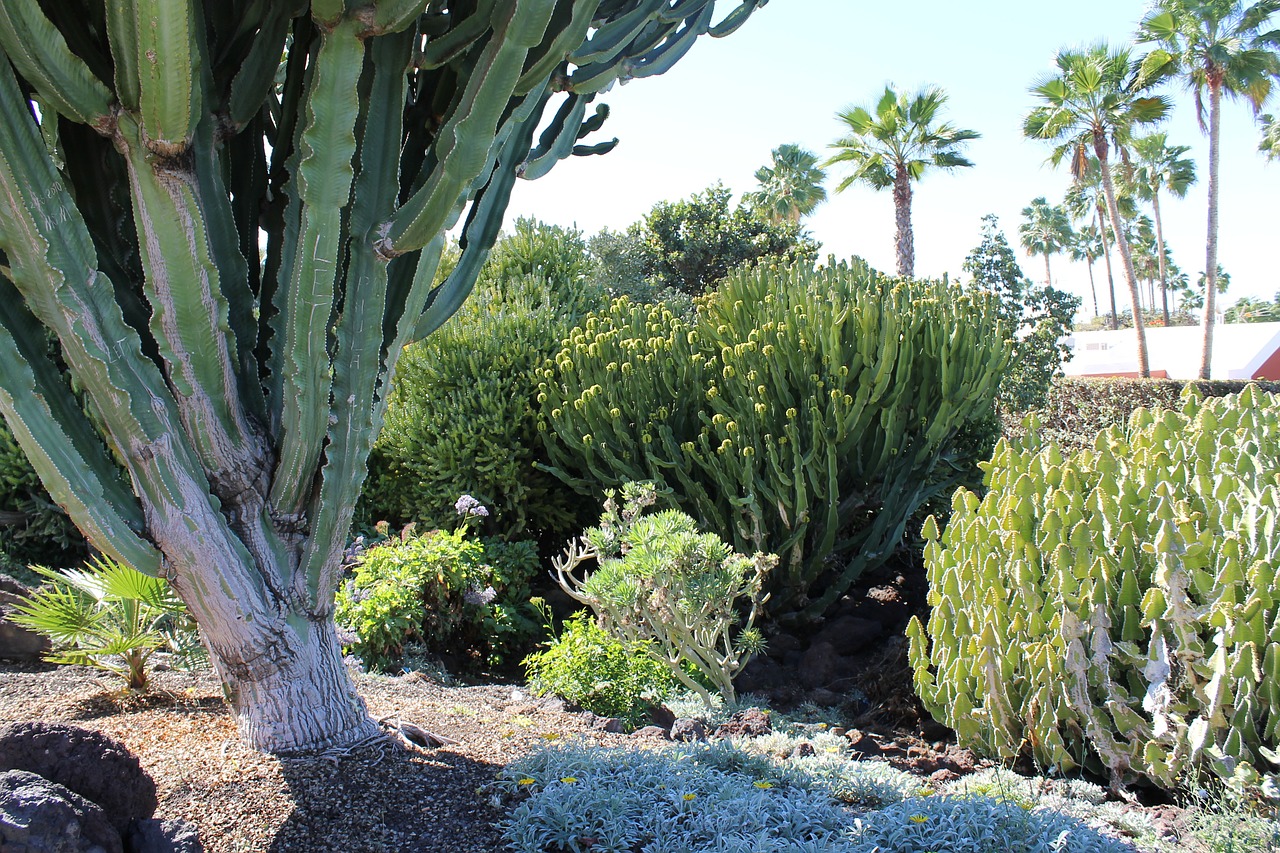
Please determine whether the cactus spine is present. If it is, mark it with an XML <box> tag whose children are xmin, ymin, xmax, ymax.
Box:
<box><xmin>0</xmin><ymin>0</ymin><xmax>764</xmax><ymax>753</ymax></box>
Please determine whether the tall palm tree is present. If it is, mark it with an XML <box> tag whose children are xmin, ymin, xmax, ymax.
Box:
<box><xmin>747</xmin><ymin>144</ymin><xmax>828</xmax><ymax>224</ymax></box>
<box><xmin>1065</xmin><ymin>162</ymin><xmax>1127</xmax><ymax>330</ymax></box>
<box><xmin>1019</xmin><ymin>197</ymin><xmax>1074</xmax><ymax>287</ymax></box>
<box><xmin>1129</xmin><ymin>132</ymin><xmax>1198</xmax><ymax>326</ymax></box>
<box><xmin>824</xmin><ymin>85</ymin><xmax>980</xmax><ymax>278</ymax></box>
<box><xmin>1025</xmin><ymin>44</ymin><xmax>1171</xmax><ymax>377</ymax></box>
<box><xmin>1139</xmin><ymin>0</ymin><xmax>1280</xmax><ymax>377</ymax></box>
<box><xmin>1070</xmin><ymin>223</ymin><xmax>1104</xmax><ymax>317</ymax></box>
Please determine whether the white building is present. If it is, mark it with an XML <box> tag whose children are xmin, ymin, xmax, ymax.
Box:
<box><xmin>1063</xmin><ymin>322</ymin><xmax>1280</xmax><ymax>380</ymax></box>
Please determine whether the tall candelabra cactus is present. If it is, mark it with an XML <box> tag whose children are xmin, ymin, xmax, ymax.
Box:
<box><xmin>0</xmin><ymin>0</ymin><xmax>766</xmax><ymax>754</ymax></box>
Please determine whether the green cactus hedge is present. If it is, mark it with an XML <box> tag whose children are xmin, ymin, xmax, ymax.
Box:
<box><xmin>538</xmin><ymin>260</ymin><xmax>1009</xmax><ymax>619</ymax></box>
<box><xmin>909</xmin><ymin>386</ymin><xmax>1280</xmax><ymax>791</ymax></box>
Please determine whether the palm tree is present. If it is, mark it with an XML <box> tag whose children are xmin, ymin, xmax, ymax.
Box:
<box><xmin>1262</xmin><ymin>113</ymin><xmax>1280</xmax><ymax>158</ymax></box>
<box><xmin>1025</xmin><ymin>44</ymin><xmax>1171</xmax><ymax>377</ymax></box>
<box><xmin>824</xmin><ymin>85</ymin><xmax>980</xmax><ymax>278</ymax></box>
<box><xmin>1139</xmin><ymin>0</ymin><xmax>1280</xmax><ymax>377</ymax></box>
<box><xmin>1069</xmin><ymin>223</ymin><xmax>1104</xmax><ymax>317</ymax></box>
<box><xmin>1065</xmin><ymin>162</ymin><xmax>1127</xmax><ymax>329</ymax></box>
<box><xmin>1019</xmin><ymin>197</ymin><xmax>1074</xmax><ymax>287</ymax></box>
<box><xmin>747</xmin><ymin>144</ymin><xmax>828</xmax><ymax>224</ymax></box>
<box><xmin>1129</xmin><ymin>132</ymin><xmax>1198</xmax><ymax>327</ymax></box>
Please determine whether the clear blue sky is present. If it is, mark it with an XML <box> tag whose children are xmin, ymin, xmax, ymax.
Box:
<box><xmin>505</xmin><ymin>0</ymin><xmax>1280</xmax><ymax>318</ymax></box>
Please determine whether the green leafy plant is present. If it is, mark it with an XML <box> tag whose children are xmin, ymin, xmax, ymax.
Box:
<box><xmin>335</xmin><ymin>523</ymin><xmax>540</xmax><ymax>673</ymax></box>
<box><xmin>552</xmin><ymin>482</ymin><xmax>773</xmax><ymax>707</ymax></box>
<box><xmin>910</xmin><ymin>385</ymin><xmax>1280</xmax><ymax>791</ymax></box>
<box><xmin>9</xmin><ymin>557</ymin><xmax>205</xmax><ymax>690</ymax></box>
<box><xmin>539</xmin><ymin>259</ymin><xmax>1009</xmax><ymax>620</ymax></box>
<box><xmin>522</xmin><ymin>609</ymin><xmax>681</xmax><ymax>727</ymax></box>
<box><xmin>0</xmin><ymin>420</ymin><xmax>86</xmax><ymax>578</ymax></box>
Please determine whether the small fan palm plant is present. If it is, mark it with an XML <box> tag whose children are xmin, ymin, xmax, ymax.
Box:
<box><xmin>9</xmin><ymin>557</ymin><xmax>206</xmax><ymax>690</ymax></box>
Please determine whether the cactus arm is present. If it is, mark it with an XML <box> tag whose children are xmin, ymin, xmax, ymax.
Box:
<box><xmin>132</xmin><ymin>0</ymin><xmax>202</xmax><ymax>154</ymax></box>
<box><xmin>268</xmin><ymin>17</ymin><xmax>364</xmax><ymax>514</ymax></box>
<box><xmin>0</xmin><ymin>277</ymin><xmax>161</xmax><ymax>574</ymax></box>
<box><xmin>0</xmin><ymin>0</ymin><xmax>113</xmax><ymax>127</ymax></box>
<box><xmin>416</xmin><ymin>0</ymin><xmax>497</xmax><ymax>70</ymax></box>
<box><xmin>570</xmin><ymin>0</ymin><xmax>665</xmax><ymax>65</ymax></box>
<box><xmin>228</xmin><ymin>6</ymin><xmax>292</xmax><ymax>128</ymax></box>
<box><xmin>372</xmin><ymin>0</ymin><xmax>431</xmax><ymax>34</ymax></box>
<box><xmin>386</xmin><ymin>0</ymin><xmax>556</xmax><ymax>254</ymax></box>
<box><xmin>520</xmin><ymin>93</ymin><xmax>588</xmax><ymax>181</ymax></box>
<box><xmin>298</xmin><ymin>28</ymin><xmax>414</xmax><ymax>608</ymax></box>
<box><xmin>514</xmin><ymin>0</ymin><xmax>604</xmax><ymax>94</ymax></box>
<box><xmin>627</xmin><ymin>3</ymin><xmax>712</xmax><ymax>80</ymax></box>
<box><xmin>410</xmin><ymin>87</ymin><xmax>550</xmax><ymax>342</ymax></box>
<box><xmin>104</xmin><ymin>0</ymin><xmax>140</xmax><ymax>110</ymax></box>
<box><xmin>708</xmin><ymin>0</ymin><xmax>768</xmax><ymax>37</ymax></box>
<box><xmin>115</xmin><ymin>113</ymin><xmax>264</xmax><ymax>487</ymax></box>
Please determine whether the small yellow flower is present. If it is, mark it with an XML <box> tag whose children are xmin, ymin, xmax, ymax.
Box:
<box><xmin>517</xmin><ymin>778</ymin><xmax>535</xmax><ymax>786</ymax></box>
<box><xmin>560</xmin><ymin>776</ymin><xmax>578</xmax><ymax>784</ymax></box>
<box><xmin>753</xmin><ymin>781</ymin><xmax>773</xmax><ymax>789</ymax></box>
<box><xmin>908</xmin><ymin>814</ymin><xmax>929</xmax><ymax>824</ymax></box>
<box><xmin>682</xmin><ymin>793</ymin><xmax>697</xmax><ymax>801</ymax></box>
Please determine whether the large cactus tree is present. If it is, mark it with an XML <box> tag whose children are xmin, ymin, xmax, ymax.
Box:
<box><xmin>0</xmin><ymin>0</ymin><xmax>765</xmax><ymax>754</ymax></box>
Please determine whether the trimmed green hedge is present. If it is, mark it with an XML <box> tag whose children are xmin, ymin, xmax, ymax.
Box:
<box><xmin>1006</xmin><ymin>378</ymin><xmax>1280</xmax><ymax>451</ymax></box>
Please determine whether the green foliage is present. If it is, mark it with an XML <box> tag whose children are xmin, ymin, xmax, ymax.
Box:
<box><xmin>8</xmin><ymin>557</ymin><xmax>205</xmax><ymax>690</ymax></box>
<box><xmin>539</xmin><ymin>260</ymin><xmax>1009</xmax><ymax>619</ymax></box>
<box><xmin>553</xmin><ymin>482</ymin><xmax>773</xmax><ymax>706</ymax></box>
<box><xmin>964</xmin><ymin>215</ymin><xmax>1080</xmax><ymax>413</ymax></box>
<box><xmin>335</xmin><ymin>527</ymin><xmax>540</xmax><ymax>672</ymax></box>
<box><xmin>619</xmin><ymin>184</ymin><xmax>820</xmax><ymax>296</ymax></box>
<box><xmin>523</xmin><ymin>609</ymin><xmax>681</xmax><ymax>726</ymax></box>
<box><xmin>745</xmin><ymin>143</ymin><xmax>828</xmax><ymax>225</ymax></box>
<box><xmin>0</xmin><ymin>417</ymin><xmax>86</xmax><ymax>576</ymax></box>
<box><xmin>1002</xmin><ymin>377</ymin><xmax>1280</xmax><ymax>453</ymax></box>
<box><xmin>1225</xmin><ymin>293</ymin><xmax>1280</xmax><ymax>323</ymax></box>
<box><xmin>909</xmin><ymin>386</ymin><xmax>1280</xmax><ymax>791</ymax></box>
<box><xmin>361</xmin><ymin>220</ymin><xmax>606</xmax><ymax>541</ymax></box>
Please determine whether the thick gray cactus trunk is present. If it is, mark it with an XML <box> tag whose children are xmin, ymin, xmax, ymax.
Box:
<box><xmin>0</xmin><ymin>0</ymin><xmax>766</xmax><ymax>754</ymax></box>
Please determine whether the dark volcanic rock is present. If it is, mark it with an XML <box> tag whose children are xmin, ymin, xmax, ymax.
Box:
<box><xmin>0</xmin><ymin>769</ymin><xmax>123</xmax><ymax>853</ymax></box>
<box><xmin>714</xmin><ymin>708</ymin><xmax>772</xmax><ymax>739</ymax></box>
<box><xmin>815</xmin><ymin>616</ymin><xmax>883</xmax><ymax>657</ymax></box>
<box><xmin>0</xmin><ymin>591</ymin><xmax>49</xmax><ymax>661</ymax></box>
<box><xmin>123</xmin><ymin>818</ymin><xmax>203</xmax><ymax>853</ymax></box>
<box><xmin>0</xmin><ymin>723</ymin><xmax>156</xmax><ymax>834</ymax></box>
<box><xmin>669</xmin><ymin>718</ymin><xmax>707</xmax><ymax>743</ymax></box>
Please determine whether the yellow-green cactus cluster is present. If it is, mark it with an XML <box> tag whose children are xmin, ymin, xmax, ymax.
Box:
<box><xmin>539</xmin><ymin>259</ymin><xmax>1009</xmax><ymax>618</ymax></box>
<box><xmin>909</xmin><ymin>386</ymin><xmax>1280</xmax><ymax>790</ymax></box>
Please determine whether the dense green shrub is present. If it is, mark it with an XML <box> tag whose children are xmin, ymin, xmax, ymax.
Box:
<box><xmin>910</xmin><ymin>386</ymin><xmax>1280</xmax><ymax>791</ymax></box>
<box><xmin>0</xmin><ymin>420</ymin><xmax>86</xmax><ymax>576</ymax></box>
<box><xmin>10</xmin><ymin>557</ymin><xmax>205</xmax><ymax>690</ymax></box>
<box><xmin>538</xmin><ymin>259</ymin><xmax>1009</xmax><ymax>619</ymax></box>
<box><xmin>553</xmin><ymin>482</ymin><xmax>772</xmax><ymax>706</ymax></box>
<box><xmin>361</xmin><ymin>219</ymin><xmax>606</xmax><ymax>542</ymax></box>
<box><xmin>1004</xmin><ymin>377</ymin><xmax>1280</xmax><ymax>452</ymax></box>
<box><xmin>522</xmin><ymin>610</ymin><xmax>681</xmax><ymax>726</ymax></box>
<box><xmin>335</xmin><ymin>527</ymin><xmax>540</xmax><ymax>672</ymax></box>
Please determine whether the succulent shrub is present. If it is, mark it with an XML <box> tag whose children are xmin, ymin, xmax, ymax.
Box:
<box><xmin>539</xmin><ymin>260</ymin><xmax>1009</xmax><ymax>619</ymax></box>
<box><xmin>9</xmin><ymin>557</ymin><xmax>206</xmax><ymax>690</ymax></box>
<box><xmin>335</xmin><ymin>527</ymin><xmax>539</xmax><ymax>672</ymax></box>
<box><xmin>553</xmin><ymin>482</ymin><xmax>773</xmax><ymax>706</ymax></box>
<box><xmin>361</xmin><ymin>220</ymin><xmax>607</xmax><ymax>542</ymax></box>
<box><xmin>910</xmin><ymin>386</ymin><xmax>1280</xmax><ymax>791</ymax></box>
<box><xmin>523</xmin><ymin>609</ymin><xmax>681</xmax><ymax>727</ymax></box>
<box><xmin>845</xmin><ymin>796</ymin><xmax>1137</xmax><ymax>853</ymax></box>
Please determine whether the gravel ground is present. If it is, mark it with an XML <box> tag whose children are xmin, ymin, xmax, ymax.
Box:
<box><xmin>0</xmin><ymin>663</ymin><xmax>632</xmax><ymax>852</ymax></box>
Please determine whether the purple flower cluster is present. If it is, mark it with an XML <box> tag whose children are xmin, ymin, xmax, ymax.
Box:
<box><xmin>455</xmin><ymin>494</ymin><xmax>490</xmax><ymax>518</ymax></box>
<box><xmin>463</xmin><ymin>585</ymin><xmax>497</xmax><ymax>606</ymax></box>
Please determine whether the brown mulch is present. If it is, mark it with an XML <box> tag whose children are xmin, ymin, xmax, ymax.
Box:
<box><xmin>0</xmin><ymin>663</ymin><xmax>632</xmax><ymax>852</ymax></box>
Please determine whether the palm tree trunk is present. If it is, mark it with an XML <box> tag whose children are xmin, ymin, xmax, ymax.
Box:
<box><xmin>1200</xmin><ymin>79</ymin><xmax>1223</xmax><ymax>379</ymax></box>
<box><xmin>893</xmin><ymin>171</ymin><xmax>914</xmax><ymax>278</ymax></box>
<box><xmin>1097</xmin><ymin>206</ymin><xmax>1119</xmax><ymax>330</ymax></box>
<box><xmin>1043</xmin><ymin>254</ymin><xmax>1053</xmax><ymax>288</ymax></box>
<box><xmin>1085</xmin><ymin>257</ymin><xmax>1099</xmax><ymax>317</ymax></box>
<box><xmin>1152</xmin><ymin>188</ymin><xmax>1172</xmax><ymax>324</ymax></box>
<box><xmin>1096</xmin><ymin>141</ymin><xmax>1149</xmax><ymax>377</ymax></box>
